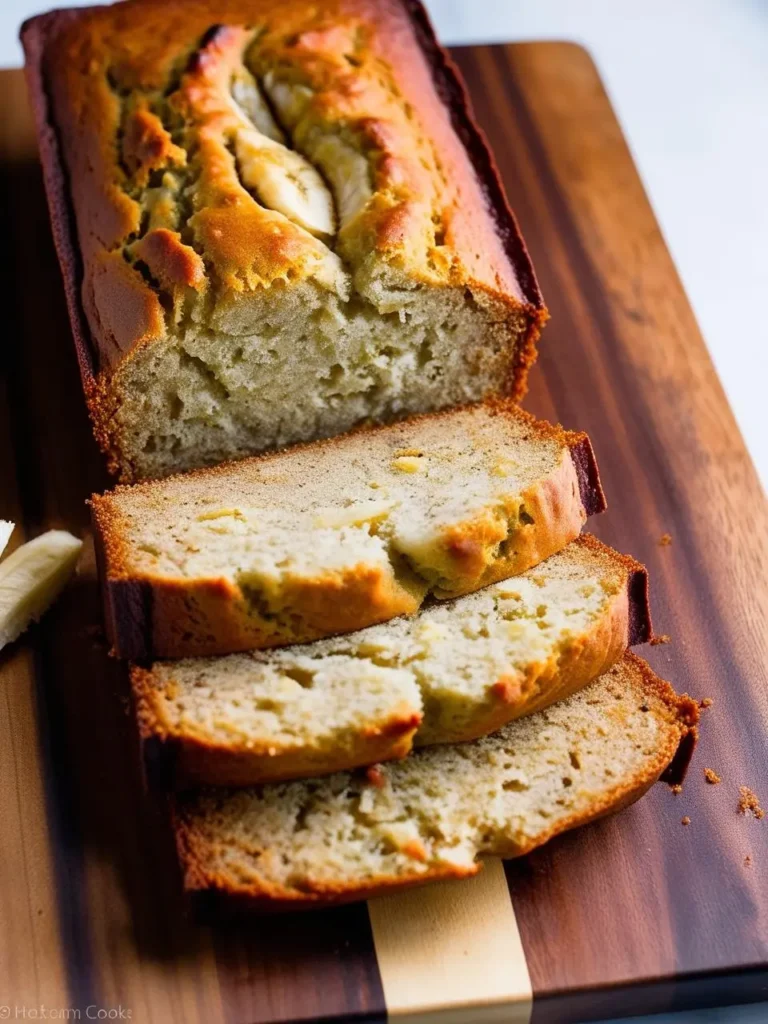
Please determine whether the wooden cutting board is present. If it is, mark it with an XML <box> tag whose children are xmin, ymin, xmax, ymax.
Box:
<box><xmin>1</xmin><ymin>41</ymin><xmax>767</xmax><ymax>1024</ymax></box>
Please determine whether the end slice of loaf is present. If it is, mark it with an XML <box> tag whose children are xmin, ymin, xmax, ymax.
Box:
<box><xmin>172</xmin><ymin>654</ymin><xmax>698</xmax><ymax>911</ymax></box>
<box><xmin>91</xmin><ymin>401</ymin><xmax>605</xmax><ymax>660</ymax></box>
<box><xmin>135</xmin><ymin>536</ymin><xmax>650</xmax><ymax>788</ymax></box>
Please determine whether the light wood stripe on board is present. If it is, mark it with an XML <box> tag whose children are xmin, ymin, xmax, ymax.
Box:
<box><xmin>368</xmin><ymin>858</ymin><xmax>531</xmax><ymax>1023</ymax></box>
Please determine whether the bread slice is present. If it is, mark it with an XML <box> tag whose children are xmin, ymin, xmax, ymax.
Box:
<box><xmin>92</xmin><ymin>402</ymin><xmax>605</xmax><ymax>660</ymax></box>
<box><xmin>135</xmin><ymin>536</ymin><xmax>650</xmax><ymax>787</ymax></box>
<box><xmin>171</xmin><ymin>654</ymin><xmax>698</xmax><ymax>910</ymax></box>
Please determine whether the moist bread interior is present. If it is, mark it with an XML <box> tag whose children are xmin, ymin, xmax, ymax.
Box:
<box><xmin>43</xmin><ymin>6</ymin><xmax>542</xmax><ymax>479</ymax></box>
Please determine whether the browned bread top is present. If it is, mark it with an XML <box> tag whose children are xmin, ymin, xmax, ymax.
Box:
<box><xmin>22</xmin><ymin>1</ymin><xmax>548</xmax><ymax>480</ymax></box>
<box><xmin>28</xmin><ymin>0</ymin><xmax>541</xmax><ymax>372</ymax></box>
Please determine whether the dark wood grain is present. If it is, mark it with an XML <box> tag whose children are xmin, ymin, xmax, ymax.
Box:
<box><xmin>450</xmin><ymin>42</ymin><xmax>768</xmax><ymax>1021</ymax></box>
<box><xmin>1</xmin><ymin>39</ymin><xmax>767</xmax><ymax>1024</ymax></box>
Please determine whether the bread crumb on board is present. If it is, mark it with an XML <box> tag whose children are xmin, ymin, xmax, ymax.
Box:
<box><xmin>681</xmin><ymin>816</ymin><xmax>691</xmax><ymax>826</ymax></box>
<box><xmin>738</xmin><ymin>786</ymin><xmax>765</xmax><ymax>819</ymax></box>
<box><xmin>670</xmin><ymin>784</ymin><xmax>683</xmax><ymax>795</ymax></box>
<box><xmin>704</xmin><ymin>768</ymin><xmax>722</xmax><ymax>785</ymax></box>
<box><xmin>659</xmin><ymin>533</ymin><xmax>673</xmax><ymax>547</ymax></box>
<box><xmin>700</xmin><ymin>697</ymin><xmax>714</xmax><ymax>709</ymax></box>
<box><xmin>744</xmin><ymin>855</ymin><xmax>753</xmax><ymax>867</ymax></box>
<box><xmin>650</xmin><ymin>634</ymin><xmax>671</xmax><ymax>646</ymax></box>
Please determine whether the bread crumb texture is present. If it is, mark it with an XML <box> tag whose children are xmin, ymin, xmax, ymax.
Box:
<box><xmin>670</xmin><ymin>784</ymin><xmax>683</xmax><ymax>795</ymax></box>
<box><xmin>650</xmin><ymin>634</ymin><xmax>671</xmax><ymax>646</ymax></box>
<box><xmin>171</xmin><ymin>655</ymin><xmax>696</xmax><ymax>903</ymax></box>
<box><xmin>659</xmin><ymin>533</ymin><xmax>673</xmax><ymax>547</ymax></box>
<box><xmin>95</xmin><ymin>403</ymin><xmax>599</xmax><ymax>655</ymax></box>
<box><xmin>738</xmin><ymin>787</ymin><xmax>765</xmax><ymax>819</ymax></box>
<box><xmin>681</xmin><ymin>816</ymin><xmax>691</xmax><ymax>826</ymax></box>
<box><xmin>704</xmin><ymin>768</ymin><xmax>721</xmax><ymax>785</ymax></box>
<box><xmin>135</xmin><ymin>535</ymin><xmax>635</xmax><ymax>775</ymax></box>
<box><xmin>700</xmin><ymin>697</ymin><xmax>714</xmax><ymax>709</ymax></box>
<box><xmin>44</xmin><ymin>2</ymin><xmax>543</xmax><ymax>479</ymax></box>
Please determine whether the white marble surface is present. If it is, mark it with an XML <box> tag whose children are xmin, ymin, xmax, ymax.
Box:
<box><xmin>1</xmin><ymin>1</ymin><xmax>766</xmax><ymax>1021</ymax></box>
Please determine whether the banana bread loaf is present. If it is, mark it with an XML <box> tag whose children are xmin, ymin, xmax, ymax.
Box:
<box><xmin>22</xmin><ymin>0</ymin><xmax>546</xmax><ymax>481</ymax></box>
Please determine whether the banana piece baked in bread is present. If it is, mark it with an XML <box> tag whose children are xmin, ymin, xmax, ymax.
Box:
<box><xmin>22</xmin><ymin>0</ymin><xmax>546</xmax><ymax>482</ymax></box>
<box><xmin>91</xmin><ymin>402</ymin><xmax>605</xmax><ymax>659</ymax></box>
<box><xmin>172</xmin><ymin>654</ymin><xmax>698</xmax><ymax>909</ymax></box>
<box><xmin>135</xmin><ymin>535</ymin><xmax>650</xmax><ymax>787</ymax></box>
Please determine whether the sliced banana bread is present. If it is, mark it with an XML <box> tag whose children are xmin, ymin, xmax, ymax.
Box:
<box><xmin>172</xmin><ymin>654</ymin><xmax>698</xmax><ymax>910</ymax></box>
<box><xmin>92</xmin><ymin>401</ymin><xmax>605</xmax><ymax>660</ymax></box>
<box><xmin>135</xmin><ymin>536</ymin><xmax>650</xmax><ymax>787</ymax></box>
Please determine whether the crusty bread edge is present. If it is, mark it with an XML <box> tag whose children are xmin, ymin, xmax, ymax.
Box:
<box><xmin>135</xmin><ymin>535</ymin><xmax>651</xmax><ymax>789</ymax></box>
<box><xmin>133</xmin><ymin>668</ymin><xmax>423</xmax><ymax>789</ymax></box>
<box><xmin>91</xmin><ymin>401</ymin><xmax>606</xmax><ymax>660</ymax></box>
<box><xmin>20</xmin><ymin>12</ymin><xmax>102</xmax><ymax>399</ymax></box>
<box><xmin>575</xmin><ymin>533</ymin><xmax>652</xmax><ymax>645</ymax></box>
<box><xmin>169</xmin><ymin>654</ymin><xmax>699</xmax><ymax>913</ymax></box>
<box><xmin>401</xmin><ymin>0</ymin><xmax>548</xmax><ymax>401</ymax></box>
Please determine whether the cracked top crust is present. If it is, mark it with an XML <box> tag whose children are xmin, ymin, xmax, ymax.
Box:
<box><xmin>31</xmin><ymin>0</ymin><xmax>543</xmax><ymax>373</ymax></box>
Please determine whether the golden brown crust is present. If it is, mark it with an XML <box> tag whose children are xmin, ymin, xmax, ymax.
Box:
<box><xmin>135</xmin><ymin>663</ymin><xmax>421</xmax><ymax>788</ymax></box>
<box><xmin>151</xmin><ymin>564</ymin><xmax>423</xmax><ymax>660</ymax></box>
<box><xmin>170</xmin><ymin>655</ymin><xmax>698</xmax><ymax>910</ymax></box>
<box><xmin>22</xmin><ymin>0</ymin><xmax>546</xmax><ymax>477</ymax></box>
<box><xmin>172</xmin><ymin>806</ymin><xmax>478</xmax><ymax>912</ymax></box>
<box><xmin>433</xmin><ymin>449</ymin><xmax>588</xmax><ymax>599</ymax></box>
<box><xmin>133</xmin><ymin>534</ymin><xmax>648</xmax><ymax>787</ymax></box>
<box><xmin>38</xmin><ymin>0</ymin><xmax>544</xmax><ymax>328</ymax></box>
<box><xmin>91</xmin><ymin>400</ymin><xmax>605</xmax><ymax>659</ymax></box>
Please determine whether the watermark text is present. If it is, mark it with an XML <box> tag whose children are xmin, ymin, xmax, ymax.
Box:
<box><xmin>0</xmin><ymin>1008</ymin><xmax>131</xmax><ymax>1020</ymax></box>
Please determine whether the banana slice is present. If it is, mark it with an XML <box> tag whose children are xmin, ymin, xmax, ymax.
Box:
<box><xmin>228</xmin><ymin>76</ymin><xmax>336</xmax><ymax>238</ymax></box>
<box><xmin>261</xmin><ymin>74</ymin><xmax>314</xmax><ymax>129</ymax></box>
<box><xmin>231</xmin><ymin>69</ymin><xmax>284</xmax><ymax>143</ymax></box>
<box><xmin>235</xmin><ymin>128</ymin><xmax>336</xmax><ymax>238</ymax></box>
<box><xmin>260</xmin><ymin>76</ymin><xmax>372</xmax><ymax>229</ymax></box>
<box><xmin>303</xmin><ymin>132</ymin><xmax>372</xmax><ymax>229</ymax></box>
<box><xmin>0</xmin><ymin>530</ymin><xmax>83</xmax><ymax>650</ymax></box>
<box><xmin>0</xmin><ymin>521</ymin><xmax>13</xmax><ymax>559</ymax></box>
